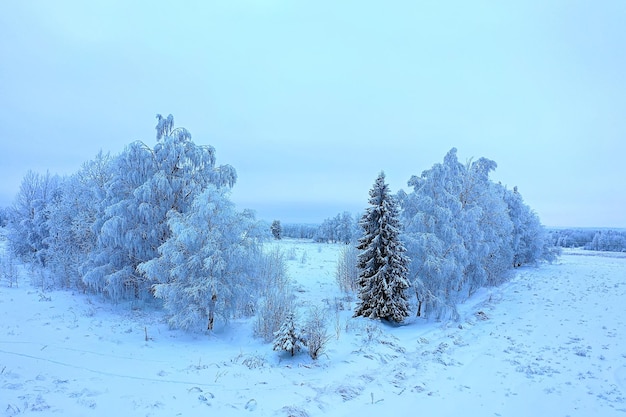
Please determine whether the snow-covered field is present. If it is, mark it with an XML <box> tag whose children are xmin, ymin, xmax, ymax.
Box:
<box><xmin>1</xmin><ymin>239</ymin><xmax>625</xmax><ymax>416</ymax></box>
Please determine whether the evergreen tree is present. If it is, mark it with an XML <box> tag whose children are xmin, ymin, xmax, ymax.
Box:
<box><xmin>354</xmin><ymin>172</ymin><xmax>410</xmax><ymax>323</ymax></box>
<box><xmin>272</xmin><ymin>313</ymin><xmax>303</xmax><ymax>356</ymax></box>
<box><xmin>271</xmin><ymin>220</ymin><xmax>282</xmax><ymax>240</ymax></box>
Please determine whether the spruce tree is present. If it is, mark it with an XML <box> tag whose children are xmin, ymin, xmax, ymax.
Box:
<box><xmin>271</xmin><ymin>220</ymin><xmax>282</xmax><ymax>240</ymax></box>
<box><xmin>354</xmin><ymin>172</ymin><xmax>410</xmax><ymax>323</ymax></box>
<box><xmin>272</xmin><ymin>313</ymin><xmax>302</xmax><ymax>356</ymax></box>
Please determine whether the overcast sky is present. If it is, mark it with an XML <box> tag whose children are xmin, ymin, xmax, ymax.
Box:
<box><xmin>1</xmin><ymin>1</ymin><xmax>625</xmax><ymax>227</ymax></box>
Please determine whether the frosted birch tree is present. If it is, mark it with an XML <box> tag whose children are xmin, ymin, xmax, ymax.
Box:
<box><xmin>45</xmin><ymin>151</ymin><xmax>113</xmax><ymax>289</ymax></box>
<box><xmin>399</xmin><ymin>148</ymin><xmax>557</xmax><ymax>319</ymax></box>
<box><xmin>503</xmin><ymin>186</ymin><xmax>557</xmax><ymax>266</ymax></box>
<box><xmin>139</xmin><ymin>186</ymin><xmax>267</xmax><ymax>331</ymax></box>
<box><xmin>7</xmin><ymin>170</ymin><xmax>60</xmax><ymax>267</ymax></box>
<box><xmin>83</xmin><ymin>115</ymin><xmax>236</xmax><ymax>301</ymax></box>
<box><xmin>399</xmin><ymin>149</ymin><xmax>467</xmax><ymax>319</ymax></box>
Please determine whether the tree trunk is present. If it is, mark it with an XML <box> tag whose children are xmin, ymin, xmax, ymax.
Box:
<box><xmin>207</xmin><ymin>293</ymin><xmax>217</xmax><ymax>331</ymax></box>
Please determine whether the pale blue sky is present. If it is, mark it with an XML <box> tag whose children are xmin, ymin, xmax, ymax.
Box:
<box><xmin>1</xmin><ymin>1</ymin><xmax>625</xmax><ymax>227</ymax></box>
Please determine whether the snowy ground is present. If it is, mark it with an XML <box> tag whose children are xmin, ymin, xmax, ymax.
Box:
<box><xmin>1</xmin><ymin>238</ymin><xmax>625</xmax><ymax>416</ymax></box>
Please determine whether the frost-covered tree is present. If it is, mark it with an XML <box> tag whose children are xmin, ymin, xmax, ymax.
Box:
<box><xmin>315</xmin><ymin>217</ymin><xmax>337</xmax><ymax>243</ymax></box>
<box><xmin>354</xmin><ymin>172</ymin><xmax>410</xmax><ymax>323</ymax></box>
<box><xmin>335</xmin><ymin>244</ymin><xmax>359</xmax><ymax>295</ymax></box>
<box><xmin>82</xmin><ymin>141</ymin><xmax>157</xmax><ymax>300</ymax></box>
<box><xmin>281</xmin><ymin>223</ymin><xmax>318</xmax><ymax>239</ymax></box>
<box><xmin>83</xmin><ymin>115</ymin><xmax>237</xmax><ymax>301</ymax></box>
<box><xmin>273</xmin><ymin>313</ymin><xmax>303</xmax><ymax>356</ymax></box>
<box><xmin>271</xmin><ymin>220</ymin><xmax>282</xmax><ymax>240</ymax></box>
<box><xmin>399</xmin><ymin>149</ymin><xmax>468</xmax><ymax>319</ymax></box>
<box><xmin>503</xmin><ymin>186</ymin><xmax>557</xmax><ymax>267</ymax></box>
<box><xmin>139</xmin><ymin>186</ymin><xmax>267</xmax><ymax>331</ymax></box>
<box><xmin>337</xmin><ymin>211</ymin><xmax>355</xmax><ymax>244</ymax></box>
<box><xmin>315</xmin><ymin>212</ymin><xmax>358</xmax><ymax>244</ymax></box>
<box><xmin>477</xmin><ymin>182</ymin><xmax>514</xmax><ymax>287</ymax></box>
<box><xmin>45</xmin><ymin>151</ymin><xmax>113</xmax><ymax>289</ymax></box>
<box><xmin>585</xmin><ymin>230</ymin><xmax>626</xmax><ymax>252</ymax></box>
<box><xmin>458</xmin><ymin>158</ymin><xmax>515</xmax><ymax>291</ymax></box>
<box><xmin>399</xmin><ymin>148</ymin><xmax>557</xmax><ymax>319</ymax></box>
<box><xmin>0</xmin><ymin>207</ymin><xmax>8</xmax><ymax>228</ymax></box>
<box><xmin>7</xmin><ymin>170</ymin><xmax>60</xmax><ymax>267</ymax></box>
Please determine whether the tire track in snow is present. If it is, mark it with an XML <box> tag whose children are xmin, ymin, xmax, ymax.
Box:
<box><xmin>0</xmin><ymin>346</ymin><xmax>296</xmax><ymax>395</ymax></box>
<box><xmin>0</xmin><ymin>347</ymin><xmax>223</xmax><ymax>388</ymax></box>
<box><xmin>0</xmin><ymin>340</ymin><xmax>169</xmax><ymax>363</ymax></box>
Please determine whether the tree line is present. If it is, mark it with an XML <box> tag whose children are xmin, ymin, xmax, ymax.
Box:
<box><xmin>550</xmin><ymin>228</ymin><xmax>626</xmax><ymax>252</ymax></box>
<box><xmin>2</xmin><ymin>117</ymin><xmax>557</xmax><ymax>335</ymax></box>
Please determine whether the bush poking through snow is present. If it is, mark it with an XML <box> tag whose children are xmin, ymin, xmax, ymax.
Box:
<box><xmin>272</xmin><ymin>309</ymin><xmax>331</xmax><ymax>360</ymax></box>
<box><xmin>0</xmin><ymin>251</ymin><xmax>18</xmax><ymax>287</ymax></box>
<box><xmin>335</xmin><ymin>245</ymin><xmax>359</xmax><ymax>295</ymax></box>
<box><xmin>253</xmin><ymin>249</ymin><xmax>294</xmax><ymax>341</ymax></box>
<box><xmin>302</xmin><ymin>306</ymin><xmax>330</xmax><ymax>360</ymax></box>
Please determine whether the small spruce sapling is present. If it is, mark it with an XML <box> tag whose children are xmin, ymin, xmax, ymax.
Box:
<box><xmin>273</xmin><ymin>313</ymin><xmax>303</xmax><ymax>356</ymax></box>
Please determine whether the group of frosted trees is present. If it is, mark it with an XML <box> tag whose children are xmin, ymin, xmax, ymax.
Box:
<box><xmin>314</xmin><ymin>212</ymin><xmax>358</xmax><ymax>244</ymax></box>
<box><xmin>551</xmin><ymin>229</ymin><xmax>626</xmax><ymax>252</ymax></box>
<box><xmin>4</xmin><ymin>115</ymin><xmax>287</xmax><ymax>332</ymax></box>
<box><xmin>4</xmin><ymin>119</ymin><xmax>556</xmax><ymax>334</ymax></box>
<box><xmin>351</xmin><ymin>148</ymin><xmax>558</xmax><ymax>322</ymax></box>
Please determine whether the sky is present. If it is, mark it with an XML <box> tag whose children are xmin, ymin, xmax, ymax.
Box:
<box><xmin>1</xmin><ymin>1</ymin><xmax>625</xmax><ymax>227</ymax></box>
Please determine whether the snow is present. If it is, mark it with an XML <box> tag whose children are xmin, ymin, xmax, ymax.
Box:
<box><xmin>1</xmin><ymin>239</ymin><xmax>626</xmax><ymax>416</ymax></box>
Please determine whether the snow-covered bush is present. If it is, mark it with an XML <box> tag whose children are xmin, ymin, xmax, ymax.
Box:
<box><xmin>302</xmin><ymin>306</ymin><xmax>330</xmax><ymax>360</ymax></box>
<box><xmin>335</xmin><ymin>244</ymin><xmax>359</xmax><ymax>295</ymax></box>
<box><xmin>253</xmin><ymin>249</ymin><xmax>295</xmax><ymax>342</ymax></box>
<box><xmin>0</xmin><ymin>250</ymin><xmax>18</xmax><ymax>287</ymax></box>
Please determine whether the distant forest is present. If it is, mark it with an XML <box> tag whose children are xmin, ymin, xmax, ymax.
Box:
<box><xmin>549</xmin><ymin>228</ymin><xmax>626</xmax><ymax>252</ymax></box>
<box><xmin>278</xmin><ymin>223</ymin><xmax>626</xmax><ymax>254</ymax></box>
